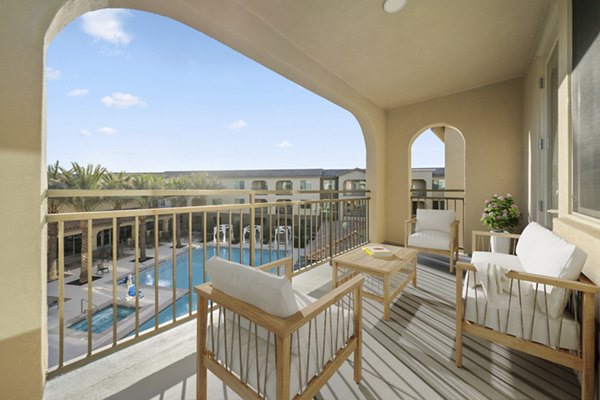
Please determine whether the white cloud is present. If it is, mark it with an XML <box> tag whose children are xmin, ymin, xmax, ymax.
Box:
<box><xmin>80</xmin><ymin>129</ymin><xmax>92</xmax><ymax>136</ymax></box>
<box><xmin>45</xmin><ymin>67</ymin><xmax>61</xmax><ymax>80</ymax></box>
<box><xmin>276</xmin><ymin>140</ymin><xmax>292</xmax><ymax>148</ymax></box>
<box><xmin>228</xmin><ymin>120</ymin><xmax>248</xmax><ymax>130</ymax></box>
<box><xmin>68</xmin><ymin>89</ymin><xmax>89</xmax><ymax>97</ymax></box>
<box><xmin>101</xmin><ymin>92</ymin><xmax>146</xmax><ymax>108</ymax></box>
<box><xmin>98</xmin><ymin>127</ymin><xmax>117</xmax><ymax>135</ymax></box>
<box><xmin>81</xmin><ymin>9</ymin><xmax>132</xmax><ymax>46</ymax></box>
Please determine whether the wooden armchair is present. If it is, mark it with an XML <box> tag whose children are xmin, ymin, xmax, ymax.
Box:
<box><xmin>405</xmin><ymin>209</ymin><xmax>459</xmax><ymax>272</ymax></box>
<box><xmin>456</xmin><ymin>228</ymin><xmax>599</xmax><ymax>399</ymax></box>
<box><xmin>195</xmin><ymin>257</ymin><xmax>363</xmax><ymax>400</ymax></box>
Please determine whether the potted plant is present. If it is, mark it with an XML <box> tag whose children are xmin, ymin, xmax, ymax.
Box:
<box><xmin>480</xmin><ymin>194</ymin><xmax>521</xmax><ymax>253</ymax></box>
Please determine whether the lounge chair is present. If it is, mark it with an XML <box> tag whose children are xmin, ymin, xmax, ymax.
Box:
<box><xmin>195</xmin><ymin>256</ymin><xmax>363</xmax><ymax>399</ymax></box>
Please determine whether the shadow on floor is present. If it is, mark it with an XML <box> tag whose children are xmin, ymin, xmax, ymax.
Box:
<box><xmin>105</xmin><ymin>354</ymin><xmax>196</xmax><ymax>400</ymax></box>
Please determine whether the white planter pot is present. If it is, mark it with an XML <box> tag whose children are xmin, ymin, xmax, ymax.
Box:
<box><xmin>490</xmin><ymin>233</ymin><xmax>511</xmax><ymax>254</ymax></box>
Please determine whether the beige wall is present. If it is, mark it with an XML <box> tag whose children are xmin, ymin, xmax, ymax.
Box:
<box><xmin>384</xmin><ymin>79</ymin><xmax>524</xmax><ymax>252</ymax></box>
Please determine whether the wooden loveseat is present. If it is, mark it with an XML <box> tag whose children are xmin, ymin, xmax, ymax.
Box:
<box><xmin>195</xmin><ymin>256</ymin><xmax>363</xmax><ymax>400</ymax></box>
<box><xmin>455</xmin><ymin>223</ymin><xmax>599</xmax><ymax>399</ymax></box>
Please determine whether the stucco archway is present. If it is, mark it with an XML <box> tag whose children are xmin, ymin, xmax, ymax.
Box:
<box><xmin>0</xmin><ymin>2</ymin><xmax>387</xmax><ymax>397</ymax></box>
<box><xmin>409</xmin><ymin>124</ymin><xmax>466</xmax><ymax>247</ymax></box>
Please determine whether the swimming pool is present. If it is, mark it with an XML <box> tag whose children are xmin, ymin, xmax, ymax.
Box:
<box><xmin>133</xmin><ymin>247</ymin><xmax>287</xmax><ymax>333</ymax></box>
<box><xmin>69</xmin><ymin>305</ymin><xmax>135</xmax><ymax>334</ymax></box>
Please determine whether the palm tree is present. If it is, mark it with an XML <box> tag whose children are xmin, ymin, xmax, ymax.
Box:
<box><xmin>102</xmin><ymin>171</ymin><xmax>131</xmax><ymax>257</ymax></box>
<box><xmin>187</xmin><ymin>173</ymin><xmax>221</xmax><ymax>242</ymax></box>
<box><xmin>166</xmin><ymin>175</ymin><xmax>191</xmax><ymax>248</ymax></box>
<box><xmin>130</xmin><ymin>174</ymin><xmax>164</xmax><ymax>261</ymax></box>
<box><xmin>62</xmin><ymin>163</ymin><xmax>107</xmax><ymax>283</ymax></box>
<box><xmin>47</xmin><ymin>161</ymin><xmax>66</xmax><ymax>281</ymax></box>
<box><xmin>187</xmin><ymin>173</ymin><xmax>221</xmax><ymax>204</ymax></box>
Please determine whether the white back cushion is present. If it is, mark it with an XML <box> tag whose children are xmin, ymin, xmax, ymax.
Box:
<box><xmin>415</xmin><ymin>209</ymin><xmax>455</xmax><ymax>234</ymax></box>
<box><xmin>525</xmin><ymin>230</ymin><xmax>576</xmax><ymax>278</ymax></box>
<box><xmin>523</xmin><ymin>229</ymin><xmax>587</xmax><ymax>318</ymax></box>
<box><xmin>516</xmin><ymin>222</ymin><xmax>547</xmax><ymax>265</ymax></box>
<box><xmin>206</xmin><ymin>256</ymin><xmax>299</xmax><ymax>318</ymax></box>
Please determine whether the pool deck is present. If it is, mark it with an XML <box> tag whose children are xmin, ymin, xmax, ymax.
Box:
<box><xmin>47</xmin><ymin>243</ymin><xmax>199</xmax><ymax>370</ymax></box>
<box><xmin>46</xmin><ymin>240</ymin><xmax>300</xmax><ymax>370</ymax></box>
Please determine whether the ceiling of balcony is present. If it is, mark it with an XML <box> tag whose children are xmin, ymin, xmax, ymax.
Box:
<box><xmin>237</xmin><ymin>0</ymin><xmax>550</xmax><ymax>109</ymax></box>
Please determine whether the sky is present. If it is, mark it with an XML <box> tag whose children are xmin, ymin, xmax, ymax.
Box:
<box><xmin>46</xmin><ymin>9</ymin><xmax>443</xmax><ymax>173</ymax></box>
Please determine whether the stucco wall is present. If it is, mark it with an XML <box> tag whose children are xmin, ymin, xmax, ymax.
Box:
<box><xmin>444</xmin><ymin>127</ymin><xmax>465</xmax><ymax>191</ymax></box>
<box><xmin>384</xmin><ymin>79</ymin><xmax>525</xmax><ymax>253</ymax></box>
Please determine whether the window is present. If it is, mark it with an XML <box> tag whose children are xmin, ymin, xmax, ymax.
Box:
<box><xmin>251</xmin><ymin>180</ymin><xmax>268</xmax><ymax>190</ymax></box>
<box><xmin>432</xmin><ymin>200</ymin><xmax>446</xmax><ymax>210</ymax></box>
<box><xmin>212</xmin><ymin>198</ymin><xmax>223</xmax><ymax>205</ymax></box>
<box><xmin>234</xmin><ymin>180</ymin><xmax>245</xmax><ymax>190</ymax></box>
<box><xmin>300</xmin><ymin>180</ymin><xmax>312</xmax><ymax>190</ymax></box>
<box><xmin>343</xmin><ymin>179</ymin><xmax>366</xmax><ymax>195</ymax></box>
<box><xmin>64</xmin><ymin>234</ymin><xmax>82</xmax><ymax>256</ymax></box>
<box><xmin>96</xmin><ymin>229</ymin><xmax>112</xmax><ymax>248</ymax></box>
<box><xmin>322</xmin><ymin>179</ymin><xmax>336</xmax><ymax>190</ymax></box>
<box><xmin>300</xmin><ymin>199</ymin><xmax>312</xmax><ymax>209</ymax></box>
<box><xmin>255</xmin><ymin>198</ymin><xmax>268</xmax><ymax>212</ymax></box>
<box><xmin>276</xmin><ymin>180</ymin><xmax>293</xmax><ymax>191</ymax></box>
<box><xmin>432</xmin><ymin>179</ymin><xmax>445</xmax><ymax>191</ymax></box>
<box><xmin>276</xmin><ymin>199</ymin><xmax>293</xmax><ymax>214</ymax></box>
<box><xmin>234</xmin><ymin>198</ymin><xmax>245</xmax><ymax>204</ymax></box>
<box><xmin>572</xmin><ymin>0</ymin><xmax>600</xmax><ymax>218</ymax></box>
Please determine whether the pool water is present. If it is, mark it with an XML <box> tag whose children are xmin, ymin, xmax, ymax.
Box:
<box><xmin>133</xmin><ymin>247</ymin><xmax>286</xmax><ymax>333</ymax></box>
<box><xmin>69</xmin><ymin>305</ymin><xmax>135</xmax><ymax>334</ymax></box>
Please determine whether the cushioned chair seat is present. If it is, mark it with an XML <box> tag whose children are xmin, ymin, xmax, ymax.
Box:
<box><xmin>407</xmin><ymin>230</ymin><xmax>450</xmax><ymax>251</ymax></box>
<box><xmin>210</xmin><ymin>290</ymin><xmax>354</xmax><ymax>399</ymax></box>
<box><xmin>463</xmin><ymin>271</ymin><xmax>579</xmax><ymax>350</ymax></box>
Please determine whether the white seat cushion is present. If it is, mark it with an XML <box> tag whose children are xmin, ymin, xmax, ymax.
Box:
<box><xmin>463</xmin><ymin>272</ymin><xmax>579</xmax><ymax>351</ymax></box>
<box><xmin>415</xmin><ymin>209</ymin><xmax>455</xmax><ymax>234</ymax></box>
<box><xmin>209</xmin><ymin>300</ymin><xmax>354</xmax><ymax>399</ymax></box>
<box><xmin>206</xmin><ymin>256</ymin><xmax>299</xmax><ymax>318</ymax></box>
<box><xmin>408</xmin><ymin>230</ymin><xmax>450</xmax><ymax>251</ymax></box>
<box><xmin>469</xmin><ymin>251</ymin><xmax>524</xmax><ymax>288</ymax></box>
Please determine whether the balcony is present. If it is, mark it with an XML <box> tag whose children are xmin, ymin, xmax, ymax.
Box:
<box><xmin>44</xmin><ymin>256</ymin><xmax>581</xmax><ymax>399</ymax></box>
<box><xmin>45</xmin><ymin>190</ymin><xmax>370</xmax><ymax>375</ymax></box>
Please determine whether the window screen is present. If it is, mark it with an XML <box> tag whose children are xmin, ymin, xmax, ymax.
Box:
<box><xmin>572</xmin><ymin>0</ymin><xmax>600</xmax><ymax>218</ymax></box>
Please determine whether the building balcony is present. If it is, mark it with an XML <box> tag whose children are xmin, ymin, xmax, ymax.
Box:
<box><xmin>44</xmin><ymin>256</ymin><xmax>581</xmax><ymax>399</ymax></box>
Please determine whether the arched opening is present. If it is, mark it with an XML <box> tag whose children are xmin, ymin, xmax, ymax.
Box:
<box><xmin>409</xmin><ymin>125</ymin><xmax>466</xmax><ymax>247</ymax></box>
<box><xmin>42</xmin><ymin>5</ymin><xmax>372</xmax><ymax>375</ymax></box>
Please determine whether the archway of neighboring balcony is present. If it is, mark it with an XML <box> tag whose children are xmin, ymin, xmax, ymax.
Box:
<box><xmin>409</xmin><ymin>124</ymin><xmax>466</xmax><ymax>248</ymax></box>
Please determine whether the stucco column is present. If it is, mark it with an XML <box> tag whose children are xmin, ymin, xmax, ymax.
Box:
<box><xmin>0</xmin><ymin>2</ymin><xmax>58</xmax><ymax>398</ymax></box>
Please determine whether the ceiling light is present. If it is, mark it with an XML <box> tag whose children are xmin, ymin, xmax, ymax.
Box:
<box><xmin>383</xmin><ymin>0</ymin><xmax>407</xmax><ymax>14</ymax></box>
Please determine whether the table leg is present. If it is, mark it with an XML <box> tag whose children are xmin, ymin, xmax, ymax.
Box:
<box><xmin>383</xmin><ymin>274</ymin><xmax>391</xmax><ymax>320</ymax></box>
<box><xmin>412</xmin><ymin>256</ymin><xmax>417</xmax><ymax>287</ymax></box>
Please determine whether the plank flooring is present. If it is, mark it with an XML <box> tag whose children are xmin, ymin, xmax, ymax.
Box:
<box><xmin>44</xmin><ymin>256</ymin><xmax>580</xmax><ymax>400</ymax></box>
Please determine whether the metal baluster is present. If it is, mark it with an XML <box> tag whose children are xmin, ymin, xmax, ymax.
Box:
<box><xmin>529</xmin><ymin>283</ymin><xmax>539</xmax><ymax>341</ymax></box>
<box><xmin>263</xmin><ymin>331</ymin><xmax>270</xmax><ymax>399</ymax></box>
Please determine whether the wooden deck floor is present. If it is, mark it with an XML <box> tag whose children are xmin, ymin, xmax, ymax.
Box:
<box><xmin>44</xmin><ymin>256</ymin><xmax>580</xmax><ymax>400</ymax></box>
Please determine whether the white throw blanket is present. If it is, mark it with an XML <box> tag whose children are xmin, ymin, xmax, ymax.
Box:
<box><xmin>472</xmin><ymin>263</ymin><xmax>504</xmax><ymax>308</ymax></box>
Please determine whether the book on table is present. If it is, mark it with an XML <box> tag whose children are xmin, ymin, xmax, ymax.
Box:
<box><xmin>363</xmin><ymin>245</ymin><xmax>393</xmax><ymax>258</ymax></box>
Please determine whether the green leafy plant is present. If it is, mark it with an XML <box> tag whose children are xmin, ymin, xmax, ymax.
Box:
<box><xmin>481</xmin><ymin>194</ymin><xmax>521</xmax><ymax>232</ymax></box>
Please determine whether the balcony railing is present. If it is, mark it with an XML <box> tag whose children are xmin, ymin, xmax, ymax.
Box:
<box><xmin>45</xmin><ymin>189</ymin><xmax>369</xmax><ymax>376</ymax></box>
<box><xmin>410</xmin><ymin>188</ymin><xmax>465</xmax><ymax>248</ymax></box>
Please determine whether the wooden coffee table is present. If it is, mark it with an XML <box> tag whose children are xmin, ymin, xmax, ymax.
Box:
<box><xmin>332</xmin><ymin>244</ymin><xmax>418</xmax><ymax>320</ymax></box>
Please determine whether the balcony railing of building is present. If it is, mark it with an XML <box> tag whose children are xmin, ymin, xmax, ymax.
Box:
<box><xmin>45</xmin><ymin>189</ymin><xmax>369</xmax><ymax>376</ymax></box>
<box><xmin>410</xmin><ymin>188</ymin><xmax>465</xmax><ymax>249</ymax></box>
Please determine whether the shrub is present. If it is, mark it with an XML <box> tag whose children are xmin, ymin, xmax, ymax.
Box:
<box><xmin>480</xmin><ymin>194</ymin><xmax>521</xmax><ymax>232</ymax></box>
